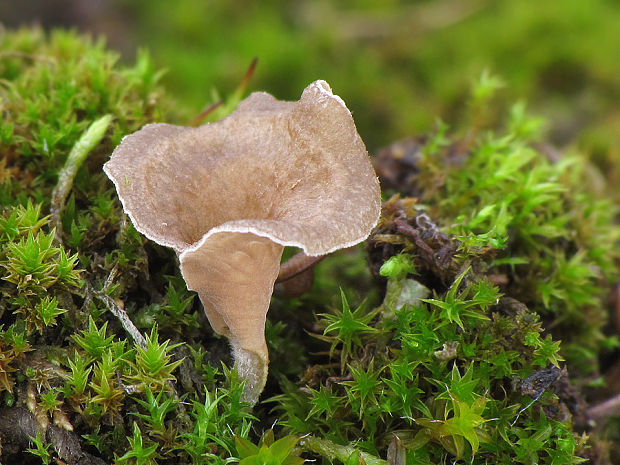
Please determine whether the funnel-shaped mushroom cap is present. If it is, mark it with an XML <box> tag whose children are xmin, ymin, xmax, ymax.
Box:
<box><xmin>104</xmin><ymin>80</ymin><xmax>380</xmax><ymax>402</ymax></box>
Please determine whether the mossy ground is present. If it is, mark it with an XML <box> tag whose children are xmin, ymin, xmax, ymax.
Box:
<box><xmin>1</xmin><ymin>27</ymin><xmax>619</xmax><ymax>465</ymax></box>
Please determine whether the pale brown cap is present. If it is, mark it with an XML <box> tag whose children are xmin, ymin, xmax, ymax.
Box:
<box><xmin>104</xmin><ymin>80</ymin><xmax>380</xmax><ymax>398</ymax></box>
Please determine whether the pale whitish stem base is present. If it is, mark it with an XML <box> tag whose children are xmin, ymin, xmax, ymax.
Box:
<box><xmin>231</xmin><ymin>342</ymin><xmax>268</xmax><ymax>406</ymax></box>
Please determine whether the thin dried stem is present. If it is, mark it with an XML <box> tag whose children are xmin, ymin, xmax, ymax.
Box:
<box><xmin>587</xmin><ymin>393</ymin><xmax>620</xmax><ymax>421</ymax></box>
<box><xmin>85</xmin><ymin>267</ymin><xmax>147</xmax><ymax>350</ymax></box>
<box><xmin>277</xmin><ymin>252</ymin><xmax>326</xmax><ymax>282</ymax></box>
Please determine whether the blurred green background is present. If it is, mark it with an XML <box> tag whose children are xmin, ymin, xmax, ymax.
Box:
<box><xmin>3</xmin><ymin>0</ymin><xmax>620</xmax><ymax>158</ymax></box>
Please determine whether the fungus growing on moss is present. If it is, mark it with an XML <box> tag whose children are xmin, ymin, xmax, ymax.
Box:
<box><xmin>104</xmin><ymin>80</ymin><xmax>381</xmax><ymax>404</ymax></box>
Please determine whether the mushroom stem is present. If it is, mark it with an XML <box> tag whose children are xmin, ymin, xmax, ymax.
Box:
<box><xmin>231</xmin><ymin>341</ymin><xmax>269</xmax><ymax>405</ymax></box>
<box><xmin>180</xmin><ymin>233</ymin><xmax>283</xmax><ymax>405</ymax></box>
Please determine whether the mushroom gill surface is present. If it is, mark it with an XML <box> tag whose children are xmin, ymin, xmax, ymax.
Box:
<box><xmin>104</xmin><ymin>80</ymin><xmax>381</xmax><ymax>404</ymax></box>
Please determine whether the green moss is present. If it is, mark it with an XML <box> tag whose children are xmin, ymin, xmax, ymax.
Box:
<box><xmin>413</xmin><ymin>89</ymin><xmax>619</xmax><ymax>374</ymax></box>
<box><xmin>0</xmin><ymin>27</ymin><xmax>615</xmax><ymax>465</ymax></box>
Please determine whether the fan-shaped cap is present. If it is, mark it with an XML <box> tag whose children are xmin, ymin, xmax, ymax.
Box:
<box><xmin>104</xmin><ymin>80</ymin><xmax>381</xmax><ymax>402</ymax></box>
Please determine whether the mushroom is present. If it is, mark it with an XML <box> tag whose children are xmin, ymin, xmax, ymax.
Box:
<box><xmin>103</xmin><ymin>80</ymin><xmax>381</xmax><ymax>404</ymax></box>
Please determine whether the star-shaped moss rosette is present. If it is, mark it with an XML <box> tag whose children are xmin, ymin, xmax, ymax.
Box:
<box><xmin>104</xmin><ymin>80</ymin><xmax>381</xmax><ymax>404</ymax></box>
